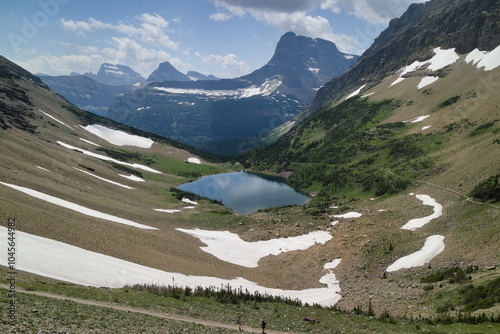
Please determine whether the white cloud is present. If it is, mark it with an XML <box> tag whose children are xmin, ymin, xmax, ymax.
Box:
<box><xmin>321</xmin><ymin>0</ymin><xmax>430</xmax><ymax>24</ymax></box>
<box><xmin>16</xmin><ymin>54</ymin><xmax>105</xmax><ymax>76</ymax></box>
<box><xmin>195</xmin><ymin>52</ymin><xmax>251</xmax><ymax>77</ymax></box>
<box><xmin>17</xmin><ymin>36</ymin><xmax>192</xmax><ymax>78</ymax></box>
<box><xmin>209</xmin><ymin>12</ymin><xmax>234</xmax><ymax>21</ymax></box>
<box><xmin>60</xmin><ymin>13</ymin><xmax>179</xmax><ymax>50</ymax></box>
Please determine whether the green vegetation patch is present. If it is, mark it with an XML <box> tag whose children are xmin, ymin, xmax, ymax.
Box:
<box><xmin>460</xmin><ymin>277</ymin><xmax>500</xmax><ymax>312</ymax></box>
<box><xmin>469</xmin><ymin>174</ymin><xmax>500</xmax><ymax>203</ymax></box>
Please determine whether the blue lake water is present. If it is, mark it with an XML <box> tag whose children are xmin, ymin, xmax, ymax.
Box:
<box><xmin>178</xmin><ymin>171</ymin><xmax>310</xmax><ymax>215</ymax></box>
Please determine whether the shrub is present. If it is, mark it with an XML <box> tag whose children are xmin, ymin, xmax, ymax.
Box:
<box><xmin>469</xmin><ymin>174</ymin><xmax>500</xmax><ymax>203</ymax></box>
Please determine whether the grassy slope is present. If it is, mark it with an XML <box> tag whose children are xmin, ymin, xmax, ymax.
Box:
<box><xmin>0</xmin><ymin>56</ymin><xmax>499</xmax><ymax>332</ymax></box>
<box><xmin>244</xmin><ymin>54</ymin><xmax>500</xmax><ymax>315</ymax></box>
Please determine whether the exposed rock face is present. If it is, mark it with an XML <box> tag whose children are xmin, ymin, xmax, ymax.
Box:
<box><xmin>242</xmin><ymin>31</ymin><xmax>359</xmax><ymax>102</ymax></box>
<box><xmin>147</xmin><ymin>61</ymin><xmax>191</xmax><ymax>82</ymax></box>
<box><xmin>85</xmin><ymin>63</ymin><xmax>144</xmax><ymax>86</ymax></box>
<box><xmin>308</xmin><ymin>0</ymin><xmax>500</xmax><ymax>113</ymax></box>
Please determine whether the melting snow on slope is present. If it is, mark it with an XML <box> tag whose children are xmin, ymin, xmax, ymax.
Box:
<box><xmin>153</xmin><ymin>79</ymin><xmax>281</xmax><ymax>99</ymax></box>
<box><xmin>82</xmin><ymin>124</ymin><xmax>154</xmax><ymax>148</ymax></box>
<box><xmin>417</xmin><ymin>76</ymin><xmax>439</xmax><ymax>89</ymax></box>
<box><xmin>386</xmin><ymin>235</ymin><xmax>445</xmax><ymax>272</ymax></box>
<box><xmin>182</xmin><ymin>198</ymin><xmax>198</xmax><ymax>205</ymax></box>
<box><xmin>401</xmin><ymin>194</ymin><xmax>443</xmax><ymax>230</ymax></box>
<box><xmin>74</xmin><ymin>168</ymin><xmax>135</xmax><ymax>190</ymax></box>
<box><xmin>176</xmin><ymin>228</ymin><xmax>332</xmax><ymax>268</ymax></box>
<box><xmin>464</xmin><ymin>45</ymin><xmax>500</xmax><ymax>71</ymax></box>
<box><xmin>119</xmin><ymin>174</ymin><xmax>145</xmax><ymax>182</ymax></box>
<box><xmin>391</xmin><ymin>47</ymin><xmax>459</xmax><ymax>87</ymax></box>
<box><xmin>154</xmin><ymin>209</ymin><xmax>181</xmax><ymax>213</ymax></box>
<box><xmin>80</xmin><ymin>138</ymin><xmax>100</xmax><ymax>147</ymax></box>
<box><xmin>57</xmin><ymin>141</ymin><xmax>161</xmax><ymax>174</ymax></box>
<box><xmin>0</xmin><ymin>181</ymin><xmax>157</xmax><ymax>230</ymax></box>
<box><xmin>318</xmin><ymin>259</ymin><xmax>342</xmax><ymax>305</ymax></box>
<box><xmin>346</xmin><ymin>84</ymin><xmax>366</xmax><ymax>99</ymax></box>
<box><xmin>38</xmin><ymin>109</ymin><xmax>73</xmax><ymax>129</ymax></box>
<box><xmin>331</xmin><ymin>212</ymin><xmax>362</xmax><ymax>218</ymax></box>
<box><xmin>37</xmin><ymin>166</ymin><xmax>52</xmax><ymax>173</ymax></box>
<box><xmin>403</xmin><ymin>115</ymin><xmax>430</xmax><ymax>123</ymax></box>
<box><xmin>0</xmin><ymin>226</ymin><xmax>341</xmax><ymax>306</ymax></box>
<box><xmin>187</xmin><ymin>157</ymin><xmax>201</xmax><ymax>164</ymax></box>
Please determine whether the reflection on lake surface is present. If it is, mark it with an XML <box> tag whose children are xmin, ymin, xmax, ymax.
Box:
<box><xmin>178</xmin><ymin>171</ymin><xmax>310</xmax><ymax>215</ymax></box>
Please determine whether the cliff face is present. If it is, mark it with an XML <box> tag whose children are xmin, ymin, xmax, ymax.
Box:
<box><xmin>242</xmin><ymin>32</ymin><xmax>359</xmax><ymax>102</ymax></box>
<box><xmin>308</xmin><ymin>0</ymin><xmax>500</xmax><ymax>113</ymax></box>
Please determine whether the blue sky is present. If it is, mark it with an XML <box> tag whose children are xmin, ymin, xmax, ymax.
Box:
<box><xmin>1</xmin><ymin>0</ymin><xmax>428</xmax><ymax>78</ymax></box>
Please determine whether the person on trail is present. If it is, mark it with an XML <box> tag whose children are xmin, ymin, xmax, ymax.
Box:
<box><xmin>236</xmin><ymin>316</ymin><xmax>243</xmax><ymax>331</ymax></box>
<box><xmin>260</xmin><ymin>319</ymin><xmax>267</xmax><ymax>334</ymax></box>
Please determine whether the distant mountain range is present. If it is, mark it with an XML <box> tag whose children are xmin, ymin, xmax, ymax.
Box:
<box><xmin>106</xmin><ymin>32</ymin><xmax>358</xmax><ymax>154</ymax></box>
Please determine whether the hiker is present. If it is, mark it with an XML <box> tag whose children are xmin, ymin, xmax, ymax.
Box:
<box><xmin>260</xmin><ymin>319</ymin><xmax>267</xmax><ymax>334</ymax></box>
<box><xmin>236</xmin><ymin>316</ymin><xmax>243</xmax><ymax>331</ymax></box>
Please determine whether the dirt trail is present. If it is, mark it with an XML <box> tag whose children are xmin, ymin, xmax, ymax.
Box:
<box><xmin>0</xmin><ymin>284</ymin><xmax>297</xmax><ymax>333</ymax></box>
<box><xmin>383</xmin><ymin>169</ymin><xmax>499</xmax><ymax>209</ymax></box>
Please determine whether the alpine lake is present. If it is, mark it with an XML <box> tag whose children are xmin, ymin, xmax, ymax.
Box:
<box><xmin>178</xmin><ymin>171</ymin><xmax>310</xmax><ymax>215</ymax></box>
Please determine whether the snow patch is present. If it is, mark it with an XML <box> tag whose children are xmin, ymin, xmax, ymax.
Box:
<box><xmin>57</xmin><ymin>141</ymin><xmax>161</xmax><ymax>174</ymax></box>
<box><xmin>182</xmin><ymin>198</ymin><xmax>198</xmax><ymax>205</ymax></box>
<box><xmin>154</xmin><ymin>209</ymin><xmax>181</xmax><ymax>213</ymax></box>
<box><xmin>0</xmin><ymin>181</ymin><xmax>157</xmax><ymax>230</ymax></box>
<box><xmin>346</xmin><ymin>84</ymin><xmax>366</xmax><ymax>99</ymax></box>
<box><xmin>391</xmin><ymin>48</ymin><xmax>459</xmax><ymax>87</ymax></box>
<box><xmin>82</xmin><ymin>124</ymin><xmax>154</xmax><ymax>148</ymax></box>
<box><xmin>38</xmin><ymin>109</ymin><xmax>73</xmax><ymax>129</ymax></box>
<box><xmin>331</xmin><ymin>212</ymin><xmax>362</xmax><ymax>218</ymax></box>
<box><xmin>464</xmin><ymin>45</ymin><xmax>500</xmax><ymax>71</ymax></box>
<box><xmin>119</xmin><ymin>174</ymin><xmax>145</xmax><ymax>182</ymax></box>
<box><xmin>153</xmin><ymin>79</ymin><xmax>281</xmax><ymax>99</ymax></box>
<box><xmin>318</xmin><ymin>259</ymin><xmax>342</xmax><ymax>305</ymax></box>
<box><xmin>176</xmin><ymin>228</ymin><xmax>332</xmax><ymax>268</ymax></box>
<box><xmin>401</xmin><ymin>194</ymin><xmax>443</xmax><ymax>230</ymax></box>
<box><xmin>74</xmin><ymin>168</ymin><xmax>135</xmax><ymax>190</ymax></box>
<box><xmin>0</xmin><ymin>226</ymin><xmax>341</xmax><ymax>307</ymax></box>
<box><xmin>187</xmin><ymin>157</ymin><xmax>201</xmax><ymax>164</ymax></box>
<box><xmin>403</xmin><ymin>115</ymin><xmax>430</xmax><ymax>123</ymax></box>
<box><xmin>79</xmin><ymin>138</ymin><xmax>100</xmax><ymax>147</ymax></box>
<box><xmin>417</xmin><ymin>76</ymin><xmax>439</xmax><ymax>89</ymax></box>
<box><xmin>421</xmin><ymin>125</ymin><xmax>432</xmax><ymax>131</ymax></box>
<box><xmin>386</xmin><ymin>235</ymin><xmax>445</xmax><ymax>272</ymax></box>
<box><xmin>37</xmin><ymin>166</ymin><xmax>52</xmax><ymax>173</ymax></box>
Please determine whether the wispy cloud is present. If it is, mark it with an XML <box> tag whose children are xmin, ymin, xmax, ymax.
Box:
<box><xmin>195</xmin><ymin>52</ymin><xmax>251</xmax><ymax>76</ymax></box>
<box><xmin>60</xmin><ymin>13</ymin><xmax>179</xmax><ymax>50</ymax></box>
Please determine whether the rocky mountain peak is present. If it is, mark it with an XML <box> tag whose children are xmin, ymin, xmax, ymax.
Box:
<box><xmin>85</xmin><ymin>63</ymin><xmax>144</xmax><ymax>86</ymax></box>
<box><xmin>147</xmin><ymin>61</ymin><xmax>191</xmax><ymax>82</ymax></box>
<box><xmin>242</xmin><ymin>31</ymin><xmax>359</xmax><ymax>102</ymax></box>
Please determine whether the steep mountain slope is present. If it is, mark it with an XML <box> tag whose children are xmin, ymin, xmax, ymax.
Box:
<box><xmin>85</xmin><ymin>63</ymin><xmax>145</xmax><ymax>86</ymax></box>
<box><xmin>246</xmin><ymin>0</ymin><xmax>499</xmax><ymax>315</ymax></box>
<box><xmin>39</xmin><ymin>74</ymin><xmax>134</xmax><ymax>116</ymax></box>
<box><xmin>107</xmin><ymin>32</ymin><xmax>358</xmax><ymax>155</ymax></box>
<box><xmin>242</xmin><ymin>31</ymin><xmax>358</xmax><ymax>102</ymax></box>
<box><xmin>307</xmin><ymin>0</ymin><xmax>500</xmax><ymax>114</ymax></box>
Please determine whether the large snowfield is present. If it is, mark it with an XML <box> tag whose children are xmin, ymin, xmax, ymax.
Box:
<box><xmin>82</xmin><ymin>124</ymin><xmax>154</xmax><ymax>148</ymax></box>
<box><xmin>176</xmin><ymin>228</ymin><xmax>333</xmax><ymax>268</ymax></box>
